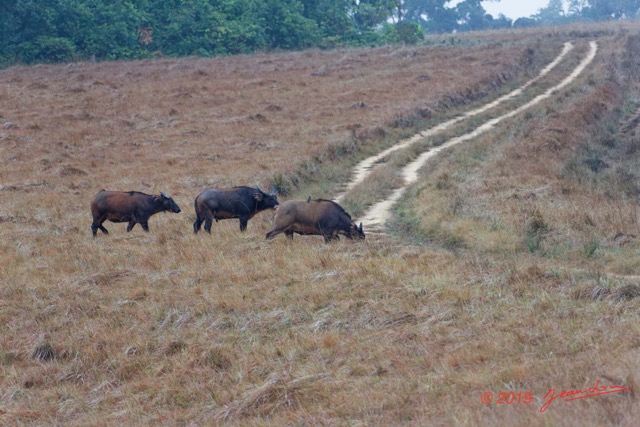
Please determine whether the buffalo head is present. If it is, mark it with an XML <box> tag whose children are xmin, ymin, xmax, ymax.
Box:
<box><xmin>158</xmin><ymin>192</ymin><xmax>182</xmax><ymax>213</ymax></box>
<box><xmin>254</xmin><ymin>186</ymin><xmax>279</xmax><ymax>210</ymax></box>
<box><xmin>347</xmin><ymin>222</ymin><xmax>365</xmax><ymax>240</ymax></box>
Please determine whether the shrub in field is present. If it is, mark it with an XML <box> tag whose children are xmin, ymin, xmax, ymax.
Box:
<box><xmin>18</xmin><ymin>37</ymin><xmax>76</xmax><ymax>64</ymax></box>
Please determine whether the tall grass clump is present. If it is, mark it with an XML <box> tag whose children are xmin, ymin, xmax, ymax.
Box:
<box><xmin>524</xmin><ymin>209</ymin><xmax>550</xmax><ymax>253</ymax></box>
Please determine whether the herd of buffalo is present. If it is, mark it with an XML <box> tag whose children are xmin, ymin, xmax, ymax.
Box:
<box><xmin>90</xmin><ymin>186</ymin><xmax>365</xmax><ymax>242</ymax></box>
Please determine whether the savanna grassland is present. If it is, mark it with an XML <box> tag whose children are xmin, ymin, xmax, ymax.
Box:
<box><xmin>1</xmin><ymin>23</ymin><xmax>639</xmax><ymax>426</ymax></box>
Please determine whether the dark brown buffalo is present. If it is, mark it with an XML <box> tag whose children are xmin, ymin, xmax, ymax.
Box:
<box><xmin>266</xmin><ymin>198</ymin><xmax>365</xmax><ymax>243</ymax></box>
<box><xmin>90</xmin><ymin>190</ymin><xmax>181</xmax><ymax>236</ymax></box>
<box><xmin>193</xmin><ymin>186</ymin><xmax>279</xmax><ymax>233</ymax></box>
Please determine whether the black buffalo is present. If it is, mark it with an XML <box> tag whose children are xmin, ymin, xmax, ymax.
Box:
<box><xmin>266</xmin><ymin>198</ymin><xmax>364</xmax><ymax>243</ymax></box>
<box><xmin>90</xmin><ymin>190</ymin><xmax>181</xmax><ymax>236</ymax></box>
<box><xmin>193</xmin><ymin>186</ymin><xmax>279</xmax><ymax>233</ymax></box>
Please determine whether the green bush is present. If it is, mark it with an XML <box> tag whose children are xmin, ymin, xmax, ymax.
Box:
<box><xmin>395</xmin><ymin>22</ymin><xmax>423</xmax><ymax>45</ymax></box>
<box><xmin>18</xmin><ymin>36</ymin><xmax>76</xmax><ymax>64</ymax></box>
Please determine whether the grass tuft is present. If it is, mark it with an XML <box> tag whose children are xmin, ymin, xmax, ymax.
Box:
<box><xmin>31</xmin><ymin>343</ymin><xmax>57</xmax><ymax>362</ymax></box>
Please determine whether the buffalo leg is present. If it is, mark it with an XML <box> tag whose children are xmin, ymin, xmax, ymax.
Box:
<box><xmin>193</xmin><ymin>216</ymin><xmax>203</xmax><ymax>234</ymax></box>
<box><xmin>265</xmin><ymin>228</ymin><xmax>282</xmax><ymax>239</ymax></box>
<box><xmin>140</xmin><ymin>221</ymin><xmax>150</xmax><ymax>232</ymax></box>
<box><xmin>239</xmin><ymin>218</ymin><xmax>248</xmax><ymax>232</ymax></box>
<box><xmin>127</xmin><ymin>221</ymin><xmax>136</xmax><ymax>232</ymax></box>
<box><xmin>285</xmin><ymin>231</ymin><xmax>294</xmax><ymax>239</ymax></box>
<box><xmin>324</xmin><ymin>234</ymin><xmax>340</xmax><ymax>243</ymax></box>
<box><xmin>91</xmin><ymin>219</ymin><xmax>108</xmax><ymax>236</ymax></box>
<box><xmin>204</xmin><ymin>218</ymin><xmax>213</xmax><ymax>233</ymax></box>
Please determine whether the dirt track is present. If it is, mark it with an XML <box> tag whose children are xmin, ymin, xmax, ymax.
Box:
<box><xmin>335</xmin><ymin>41</ymin><xmax>598</xmax><ymax>232</ymax></box>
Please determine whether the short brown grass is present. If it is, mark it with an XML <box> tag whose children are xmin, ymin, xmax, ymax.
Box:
<box><xmin>1</xmin><ymin>24</ymin><xmax>638</xmax><ymax>425</ymax></box>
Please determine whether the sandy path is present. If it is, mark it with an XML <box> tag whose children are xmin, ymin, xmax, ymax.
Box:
<box><xmin>357</xmin><ymin>41</ymin><xmax>598</xmax><ymax>230</ymax></box>
<box><xmin>334</xmin><ymin>42</ymin><xmax>574</xmax><ymax>204</ymax></box>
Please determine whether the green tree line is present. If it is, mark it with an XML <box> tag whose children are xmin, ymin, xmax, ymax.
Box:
<box><xmin>1</xmin><ymin>0</ymin><xmax>638</xmax><ymax>67</ymax></box>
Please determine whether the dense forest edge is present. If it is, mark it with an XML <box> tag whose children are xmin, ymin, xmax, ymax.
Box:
<box><xmin>1</xmin><ymin>0</ymin><xmax>640</xmax><ymax>67</ymax></box>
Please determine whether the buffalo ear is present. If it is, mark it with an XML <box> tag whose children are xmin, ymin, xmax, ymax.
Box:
<box><xmin>358</xmin><ymin>222</ymin><xmax>363</xmax><ymax>233</ymax></box>
<box><xmin>253</xmin><ymin>192</ymin><xmax>263</xmax><ymax>201</ymax></box>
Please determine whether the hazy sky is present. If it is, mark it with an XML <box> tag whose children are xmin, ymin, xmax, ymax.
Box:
<box><xmin>481</xmin><ymin>0</ymin><xmax>552</xmax><ymax>20</ymax></box>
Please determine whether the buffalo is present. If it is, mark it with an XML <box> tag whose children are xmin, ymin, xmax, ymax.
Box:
<box><xmin>266</xmin><ymin>198</ymin><xmax>365</xmax><ymax>243</ymax></box>
<box><xmin>90</xmin><ymin>190</ymin><xmax>181</xmax><ymax>236</ymax></box>
<box><xmin>193</xmin><ymin>186</ymin><xmax>279</xmax><ymax>233</ymax></box>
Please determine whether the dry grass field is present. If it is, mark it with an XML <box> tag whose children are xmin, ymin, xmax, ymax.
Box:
<box><xmin>1</xmin><ymin>23</ymin><xmax>639</xmax><ymax>425</ymax></box>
